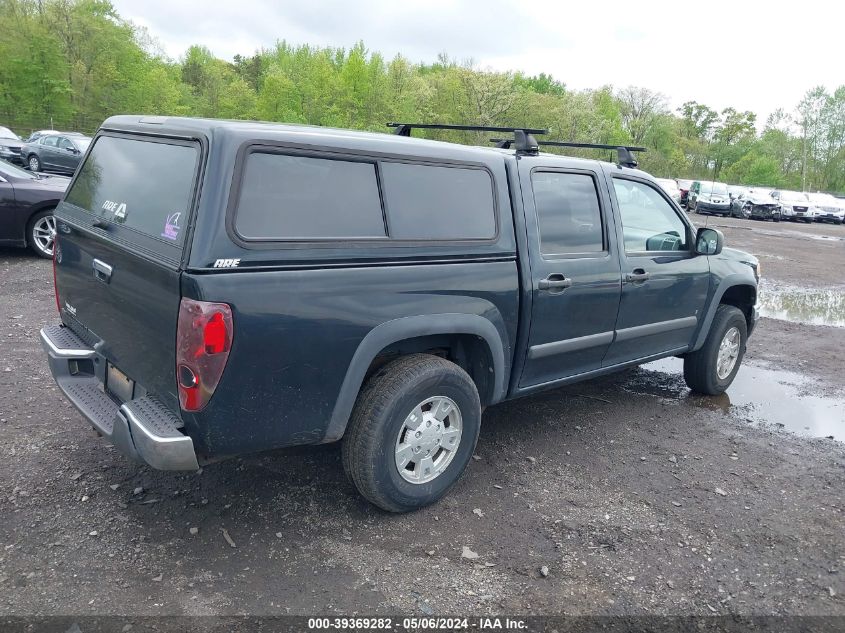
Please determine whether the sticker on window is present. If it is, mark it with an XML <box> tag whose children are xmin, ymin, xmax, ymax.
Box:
<box><xmin>102</xmin><ymin>200</ymin><xmax>127</xmax><ymax>220</ymax></box>
<box><xmin>161</xmin><ymin>212</ymin><xmax>182</xmax><ymax>241</ymax></box>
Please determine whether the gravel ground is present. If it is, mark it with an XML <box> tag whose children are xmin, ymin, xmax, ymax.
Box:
<box><xmin>1</xmin><ymin>216</ymin><xmax>844</xmax><ymax>618</ymax></box>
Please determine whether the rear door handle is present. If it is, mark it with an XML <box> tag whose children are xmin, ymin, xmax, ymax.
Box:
<box><xmin>92</xmin><ymin>258</ymin><xmax>113</xmax><ymax>284</ymax></box>
<box><xmin>538</xmin><ymin>273</ymin><xmax>573</xmax><ymax>292</ymax></box>
<box><xmin>625</xmin><ymin>269</ymin><xmax>650</xmax><ymax>283</ymax></box>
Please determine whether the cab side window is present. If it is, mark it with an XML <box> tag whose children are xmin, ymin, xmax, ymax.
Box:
<box><xmin>613</xmin><ymin>179</ymin><xmax>689</xmax><ymax>253</ymax></box>
<box><xmin>42</xmin><ymin>136</ymin><xmax>58</xmax><ymax>147</ymax></box>
<box><xmin>532</xmin><ymin>171</ymin><xmax>604</xmax><ymax>256</ymax></box>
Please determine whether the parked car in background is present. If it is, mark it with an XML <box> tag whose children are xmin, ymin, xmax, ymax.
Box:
<box><xmin>733</xmin><ymin>187</ymin><xmax>781</xmax><ymax>221</ymax></box>
<box><xmin>807</xmin><ymin>192</ymin><xmax>844</xmax><ymax>224</ymax></box>
<box><xmin>23</xmin><ymin>130</ymin><xmax>87</xmax><ymax>144</ymax></box>
<box><xmin>0</xmin><ymin>126</ymin><xmax>25</xmax><ymax>165</ymax></box>
<box><xmin>727</xmin><ymin>185</ymin><xmax>746</xmax><ymax>200</ymax></box>
<box><xmin>689</xmin><ymin>180</ymin><xmax>731</xmax><ymax>215</ymax></box>
<box><xmin>728</xmin><ymin>186</ymin><xmax>751</xmax><ymax>218</ymax></box>
<box><xmin>677</xmin><ymin>179</ymin><xmax>693</xmax><ymax>208</ymax></box>
<box><xmin>22</xmin><ymin>133</ymin><xmax>92</xmax><ymax>174</ymax></box>
<box><xmin>0</xmin><ymin>159</ymin><xmax>70</xmax><ymax>258</ymax></box>
<box><xmin>22</xmin><ymin>129</ymin><xmax>61</xmax><ymax>143</ymax></box>
<box><xmin>772</xmin><ymin>190</ymin><xmax>814</xmax><ymax>222</ymax></box>
<box><xmin>656</xmin><ymin>178</ymin><xmax>683</xmax><ymax>205</ymax></box>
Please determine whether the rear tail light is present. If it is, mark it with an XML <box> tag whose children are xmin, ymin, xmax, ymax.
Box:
<box><xmin>53</xmin><ymin>236</ymin><xmax>60</xmax><ymax>315</ymax></box>
<box><xmin>176</xmin><ymin>298</ymin><xmax>233</xmax><ymax>412</ymax></box>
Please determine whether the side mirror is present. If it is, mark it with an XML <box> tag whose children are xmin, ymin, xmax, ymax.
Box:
<box><xmin>695</xmin><ymin>227</ymin><xmax>723</xmax><ymax>256</ymax></box>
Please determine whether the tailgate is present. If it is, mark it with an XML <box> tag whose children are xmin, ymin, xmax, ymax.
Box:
<box><xmin>54</xmin><ymin>133</ymin><xmax>202</xmax><ymax>413</ymax></box>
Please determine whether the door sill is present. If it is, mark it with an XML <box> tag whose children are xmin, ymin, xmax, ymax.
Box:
<box><xmin>513</xmin><ymin>346</ymin><xmax>688</xmax><ymax>397</ymax></box>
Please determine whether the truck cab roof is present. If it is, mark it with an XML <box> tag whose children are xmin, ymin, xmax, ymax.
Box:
<box><xmin>101</xmin><ymin>115</ymin><xmax>649</xmax><ymax>179</ymax></box>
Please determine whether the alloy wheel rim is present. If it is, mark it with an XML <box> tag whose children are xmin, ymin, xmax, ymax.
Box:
<box><xmin>716</xmin><ymin>326</ymin><xmax>740</xmax><ymax>380</ymax></box>
<box><xmin>29</xmin><ymin>157</ymin><xmax>38</xmax><ymax>171</ymax></box>
<box><xmin>32</xmin><ymin>215</ymin><xmax>56</xmax><ymax>257</ymax></box>
<box><xmin>394</xmin><ymin>396</ymin><xmax>462</xmax><ymax>484</ymax></box>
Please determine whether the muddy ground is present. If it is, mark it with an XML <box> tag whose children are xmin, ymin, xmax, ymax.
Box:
<box><xmin>1</xmin><ymin>215</ymin><xmax>844</xmax><ymax>620</ymax></box>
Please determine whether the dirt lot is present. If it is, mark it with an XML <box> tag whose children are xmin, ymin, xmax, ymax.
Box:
<box><xmin>1</xmin><ymin>215</ymin><xmax>844</xmax><ymax>620</ymax></box>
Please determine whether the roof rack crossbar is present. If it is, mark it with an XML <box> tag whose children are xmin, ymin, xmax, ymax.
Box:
<box><xmin>489</xmin><ymin>138</ymin><xmax>646</xmax><ymax>168</ymax></box>
<box><xmin>540</xmin><ymin>141</ymin><xmax>646</xmax><ymax>168</ymax></box>
<box><xmin>387</xmin><ymin>122</ymin><xmax>546</xmax><ymax>155</ymax></box>
<box><xmin>387</xmin><ymin>122</ymin><xmax>547</xmax><ymax>136</ymax></box>
<box><xmin>536</xmin><ymin>141</ymin><xmax>646</xmax><ymax>152</ymax></box>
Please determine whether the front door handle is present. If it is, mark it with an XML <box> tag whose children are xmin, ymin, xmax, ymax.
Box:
<box><xmin>538</xmin><ymin>273</ymin><xmax>573</xmax><ymax>292</ymax></box>
<box><xmin>92</xmin><ymin>258</ymin><xmax>113</xmax><ymax>284</ymax></box>
<box><xmin>625</xmin><ymin>269</ymin><xmax>650</xmax><ymax>283</ymax></box>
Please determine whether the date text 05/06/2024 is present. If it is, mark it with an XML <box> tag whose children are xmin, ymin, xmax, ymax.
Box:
<box><xmin>306</xmin><ymin>617</ymin><xmax>528</xmax><ymax>630</ymax></box>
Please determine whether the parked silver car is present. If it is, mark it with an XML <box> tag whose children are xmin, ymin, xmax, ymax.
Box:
<box><xmin>689</xmin><ymin>180</ymin><xmax>731</xmax><ymax>215</ymax></box>
<box><xmin>733</xmin><ymin>187</ymin><xmax>781</xmax><ymax>221</ymax></box>
<box><xmin>807</xmin><ymin>192</ymin><xmax>844</xmax><ymax>225</ymax></box>
<box><xmin>655</xmin><ymin>178</ymin><xmax>683</xmax><ymax>205</ymax></box>
<box><xmin>771</xmin><ymin>190</ymin><xmax>815</xmax><ymax>222</ymax></box>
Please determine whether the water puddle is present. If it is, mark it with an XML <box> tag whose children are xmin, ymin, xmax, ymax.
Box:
<box><xmin>628</xmin><ymin>357</ymin><xmax>845</xmax><ymax>441</ymax></box>
<box><xmin>758</xmin><ymin>282</ymin><xmax>845</xmax><ymax>328</ymax></box>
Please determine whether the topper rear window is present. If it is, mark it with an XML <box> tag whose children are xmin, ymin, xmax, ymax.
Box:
<box><xmin>64</xmin><ymin>135</ymin><xmax>199</xmax><ymax>249</ymax></box>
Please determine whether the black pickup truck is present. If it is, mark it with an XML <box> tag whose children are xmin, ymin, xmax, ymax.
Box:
<box><xmin>40</xmin><ymin>117</ymin><xmax>759</xmax><ymax>512</ymax></box>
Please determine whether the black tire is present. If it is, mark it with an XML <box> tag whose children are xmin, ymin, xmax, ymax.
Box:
<box><xmin>342</xmin><ymin>354</ymin><xmax>481</xmax><ymax>513</ymax></box>
<box><xmin>683</xmin><ymin>305</ymin><xmax>747</xmax><ymax>395</ymax></box>
<box><xmin>27</xmin><ymin>154</ymin><xmax>41</xmax><ymax>172</ymax></box>
<box><xmin>26</xmin><ymin>209</ymin><xmax>56</xmax><ymax>259</ymax></box>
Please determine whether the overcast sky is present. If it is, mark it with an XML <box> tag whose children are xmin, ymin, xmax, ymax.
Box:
<box><xmin>113</xmin><ymin>0</ymin><xmax>839</xmax><ymax>126</ymax></box>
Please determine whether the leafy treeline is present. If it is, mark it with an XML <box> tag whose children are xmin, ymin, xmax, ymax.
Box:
<box><xmin>2</xmin><ymin>0</ymin><xmax>844</xmax><ymax>192</ymax></box>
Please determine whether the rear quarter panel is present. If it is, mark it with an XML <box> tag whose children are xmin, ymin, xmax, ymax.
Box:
<box><xmin>182</xmin><ymin>262</ymin><xmax>518</xmax><ymax>458</ymax></box>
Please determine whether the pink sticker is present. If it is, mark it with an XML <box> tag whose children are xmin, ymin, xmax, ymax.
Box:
<box><xmin>162</xmin><ymin>212</ymin><xmax>181</xmax><ymax>240</ymax></box>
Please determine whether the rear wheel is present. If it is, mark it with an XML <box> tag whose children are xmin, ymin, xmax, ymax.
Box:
<box><xmin>342</xmin><ymin>354</ymin><xmax>481</xmax><ymax>512</ymax></box>
<box><xmin>27</xmin><ymin>154</ymin><xmax>41</xmax><ymax>172</ymax></box>
<box><xmin>27</xmin><ymin>209</ymin><xmax>56</xmax><ymax>259</ymax></box>
<box><xmin>683</xmin><ymin>305</ymin><xmax>747</xmax><ymax>395</ymax></box>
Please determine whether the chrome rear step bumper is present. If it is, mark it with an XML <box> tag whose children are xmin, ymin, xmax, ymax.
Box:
<box><xmin>40</xmin><ymin>325</ymin><xmax>199</xmax><ymax>471</ymax></box>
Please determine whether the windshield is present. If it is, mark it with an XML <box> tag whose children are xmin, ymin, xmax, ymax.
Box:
<box><xmin>781</xmin><ymin>191</ymin><xmax>808</xmax><ymax>203</ymax></box>
<box><xmin>808</xmin><ymin>193</ymin><xmax>836</xmax><ymax>204</ymax></box>
<box><xmin>0</xmin><ymin>158</ymin><xmax>36</xmax><ymax>179</ymax></box>
<box><xmin>700</xmin><ymin>182</ymin><xmax>728</xmax><ymax>196</ymax></box>
<box><xmin>0</xmin><ymin>127</ymin><xmax>18</xmax><ymax>140</ymax></box>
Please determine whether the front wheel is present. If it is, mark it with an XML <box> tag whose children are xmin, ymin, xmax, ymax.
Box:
<box><xmin>342</xmin><ymin>354</ymin><xmax>481</xmax><ymax>512</ymax></box>
<box><xmin>683</xmin><ymin>305</ymin><xmax>747</xmax><ymax>395</ymax></box>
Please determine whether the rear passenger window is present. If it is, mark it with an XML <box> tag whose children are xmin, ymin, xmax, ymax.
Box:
<box><xmin>235</xmin><ymin>153</ymin><xmax>386</xmax><ymax>240</ymax></box>
<box><xmin>531</xmin><ymin>171</ymin><xmax>604</xmax><ymax>255</ymax></box>
<box><xmin>380</xmin><ymin>162</ymin><xmax>496</xmax><ymax>240</ymax></box>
